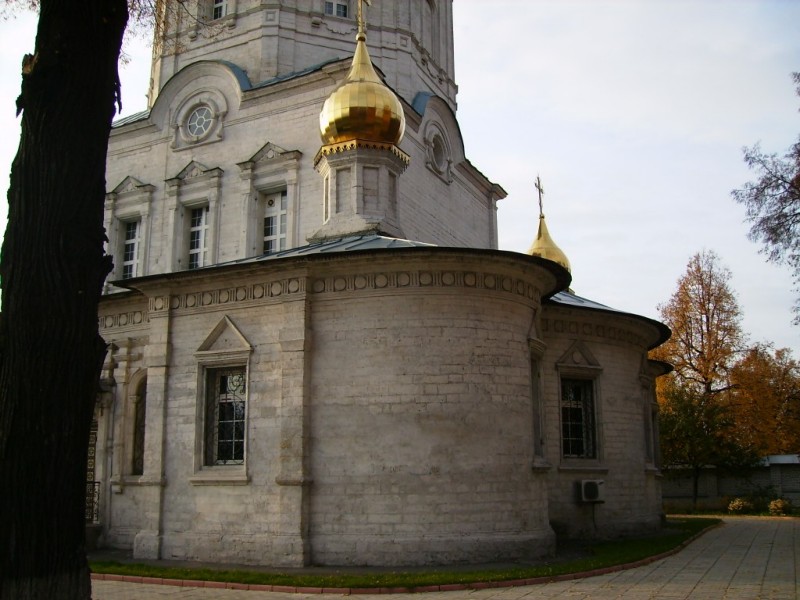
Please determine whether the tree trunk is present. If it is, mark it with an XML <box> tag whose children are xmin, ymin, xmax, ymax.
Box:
<box><xmin>0</xmin><ymin>1</ymin><xmax>127</xmax><ymax>599</ymax></box>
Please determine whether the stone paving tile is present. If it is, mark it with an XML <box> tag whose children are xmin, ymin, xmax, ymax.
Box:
<box><xmin>92</xmin><ymin>518</ymin><xmax>798</xmax><ymax>600</ymax></box>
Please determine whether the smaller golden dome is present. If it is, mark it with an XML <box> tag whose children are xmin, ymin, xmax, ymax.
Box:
<box><xmin>319</xmin><ymin>30</ymin><xmax>405</xmax><ymax>145</ymax></box>
<box><xmin>528</xmin><ymin>214</ymin><xmax>571</xmax><ymax>273</ymax></box>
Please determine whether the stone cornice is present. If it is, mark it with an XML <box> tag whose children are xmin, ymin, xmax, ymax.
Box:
<box><xmin>314</xmin><ymin>140</ymin><xmax>410</xmax><ymax>168</ymax></box>
<box><xmin>541</xmin><ymin>313</ymin><xmax>650</xmax><ymax>350</ymax></box>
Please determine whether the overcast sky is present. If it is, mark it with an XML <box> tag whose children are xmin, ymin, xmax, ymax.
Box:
<box><xmin>1</xmin><ymin>1</ymin><xmax>799</xmax><ymax>352</ymax></box>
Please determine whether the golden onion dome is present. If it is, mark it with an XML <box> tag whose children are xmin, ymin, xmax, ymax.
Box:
<box><xmin>527</xmin><ymin>214</ymin><xmax>572</xmax><ymax>273</ymax></box>
<box><xmin>319</xmin><ymin>29</ymin><xmax>405</xmax><ymax>145</ymax></box>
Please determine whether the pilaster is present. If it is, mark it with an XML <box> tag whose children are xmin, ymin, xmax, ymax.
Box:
<box><xmin>273</xmin><ymin>279</ymin><xmax>312</xmax><ymax>566</ymax></box>
<box><xmin>133</xmin><ymin>290</ymin><xmax>172</xmax><ymax>560</ymax></box>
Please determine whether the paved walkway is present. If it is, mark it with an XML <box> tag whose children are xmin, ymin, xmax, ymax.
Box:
<box><xmin>92</xmin><ymin>517</ymin><xmax>797</xmax><ymax>600</ymax></box>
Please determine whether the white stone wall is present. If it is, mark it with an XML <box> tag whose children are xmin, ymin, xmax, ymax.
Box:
<box><xmin>96</xmin><ymin>255</ymin><xmax>667</xmax><ymax>566</ymax></box>
<box><xmin>106</xmin><ymin>60</ymin><xmax>499</xmax><ymax>288</ymax></box>
<box><xmin>539</xmin><ymin>304</ymin><xmax>663</xmax><ymax>538</ymax></box>
<box><xmin>150</xmin><ymin>0</ymin><xmax>456</xmax><ymax>111</ymax></box>
<box><xmin>307</xmin><ymin>260</ymin><xmax>554</xmax><ymax>565</ymax></box>
<box><xmin>96</xmin><ymin>250</ymin><xmax>565</xmax><ymax>566</ymax></box>
<box><xmin>96</xmin><ymin>295</ymin><xmax>153</xmax><ymax>549</ymax></box>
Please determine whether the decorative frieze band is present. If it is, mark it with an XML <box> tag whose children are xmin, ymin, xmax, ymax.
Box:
<box><xmin>98</xmin><ymin>310</ymin><xmax>149</xmax><ymax>331</ymax></box>
<box><xmin>309</xmin><ymin>270</ymin><xmax>541</xmax><ymax>303</ymax></box>
<box><xmin>165</xmin><ymin>278</ymin><xmax>308</xmax><ymax>314</ymax></box>
<box><xmin>106</xmin><ymin>269</ymin><xmax>542</xmax><ymax>323</ymax></box>
<box><xmin>541</xmin><ymin>317</ymin><xmax>647</xmax><ymax>348</ymax></box>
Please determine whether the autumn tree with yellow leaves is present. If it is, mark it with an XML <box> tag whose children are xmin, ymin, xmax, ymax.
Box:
<box><xmin>652</xmin><ymin>250</ymin><xmax>760</xmax><ymax>506</ymax></box>
<box><xmin>730</xmin><ymin>344</ymin><xmax>800</xmax><ymax>455</ymax></box>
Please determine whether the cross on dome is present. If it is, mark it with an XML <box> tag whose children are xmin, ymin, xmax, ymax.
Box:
<box><xmin>535</xmin><ymin>175</ymin><xmax>545</xmax><ymax>218</ymax></box>
<box><xmin>358</xmin><ymin>0</ymin><xmax>372</xmax><ymax>35</ymax></box>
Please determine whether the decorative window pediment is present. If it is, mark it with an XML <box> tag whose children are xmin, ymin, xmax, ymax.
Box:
<box><xmin>109</xmin><ymin>176</ymin><xmax>148</xmax><ymax>196</ymax></box>
<box><xmin>238</xmin><ymin>142</ymin><xmax>301</xmax><ymax>179</ymax></box>
<box><xmin>105</xmin><ymin>176</ymin><xmax>155</xmax><ymax>285</ymax></box>
<box><xmin>238</xmin><ymin>142</ymin><xmax>302</xmax><ymax>258</ymax></box>
<box><xmin>170</xmin><ymin>160</ymin><xmax>222</xmax><ymax>185</ymax></box>
<box><xmin>196</xmin><ymin>315</ymin><xmax>253</xmax><ymax>358</ymax></box>
<box><xmin>165</xmin><ymin>161</ymin><xmax>224</xmax><ymax>271</ymax></box>
<box><xmin>191</xmin><ymin>316</ymin><xmax>253</xmax><ymax>484</ymax></box>
<box><xmin>556</xmin><ymin>340</ymin><xmax>602</xmax><ymax>377</ymax></box>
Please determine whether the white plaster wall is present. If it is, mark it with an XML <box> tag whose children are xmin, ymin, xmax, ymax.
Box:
<box><xmin>306</xmin><ymin>257</ymin><xmax>555</xmax><ymax>565</ymax></box>
<box><xmin>151</xmin><ymin>0</ymin><xmax>456</xmax><ymax>111</ymax></box>
<box><xmin>539</xmin><ymin>305</ymin><xmax>663</xmax><ymax>538</ymax></box>
<box><xmin>105</xmin><ymin>61</ymin><xmax>498</xmax><ymax>288</ymax></box>
<box><xmin>95</xmin><ymin>251</ymin><xmax>562</xmax><ymax>566</ymax></box>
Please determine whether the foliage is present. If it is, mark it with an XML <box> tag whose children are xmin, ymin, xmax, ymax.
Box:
<box><xmin>727</xmin><ymin>497</ymin><xmax>755</xmax><ymax>514</ymax></box>
<box><xmin>89</xmin><ymin>519</ymin><xmax>719</xmax><ymax>588</ymax></box>
<box><xmin>730</xmin><ymin>344</ymin><xmax>800</xmax><ymax>454</ymax></box>
<box><xmin>651</xmin><ymin>250</ymin><xmax>744</xmax><ymax>396</ymax></box>
<box><xmin>659</xmin><ymin>385</ymin><xmax>759</xmax><ymax>475</ymax></box>
<box><xmin>652</xmin><ymin>252</ymin><xmax>762</xmax><ymax>507</ymax></box>
<box><xmin>769</xmin><ymin>498</ymin><xmax>792</xmax><ymax>516</ymax></box>
<box><xmin>732</xmin><ymin>72</ymin><xmax>800</xmax><ymax>323</ymax></box>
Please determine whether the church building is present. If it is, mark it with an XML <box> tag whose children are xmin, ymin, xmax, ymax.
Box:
<box><xmin>91</xmin><ymin>0</ymin><xmax>670</xmax><ymax>567</ymax></box>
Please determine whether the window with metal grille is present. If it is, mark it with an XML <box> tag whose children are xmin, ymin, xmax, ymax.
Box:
<box><xmin>122</xmin><ymin>220</ymin><xmax>140</xmax><ymax>279</ymax></box>
<box><xmin>205</xmin><ymin>367</ymin><xmax>246</xmax><ymax>465</ymax></box>
<box><xmin>561</xmin><ymin>378</ymin><xmax>596</xmax><ymax>458</ymax></box>
<box><xmin>263</xmin><ymin>190</ymin><xmax>287</xmax><ymax>254</ymax></box>
<box><xmin>188</xmin><ymin>206</ymin><xmax>208</xmax><ymax>269</ymax></box>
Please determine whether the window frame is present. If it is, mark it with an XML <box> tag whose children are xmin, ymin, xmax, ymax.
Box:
<box><xmin>104</xmin><ymin>177</ymin><xmax>153</xmax><ymax>287</ymax></box>
<box><xmin>191</xmin><ymin>328</ymin><xmax>252</xmax><ymax>485</ymax></box>
<box><xmin>204</xmin><ymin>366</ymin><xmax>247</xmax><ymax>466</ymax></box>
<box><xmin>212</xmin><ymin>0</ymin><xmax>228</xmax><ymax>20</ymax></box>
<box><xmin>324</xmin><ymin>1</ymin><xmax>349</xmax><ymax>18</ymax></box>
<box><xmin>186</xmin><ymin>105</ymin><xmax>215</xmax><ymax>141</ymax></box>
<box><xmin>555</xmin><ymin>340</ymin><xmax>604</xmax><ymax>465</ymax></box>
<box><xmin>121</xmin><ymin>219</ymin><xmax>141</xmax><ymax>280</ymax></box>
<box><xmin>560</xmin><ymin>378</ymin><xmax>597</xmax><ymax>459</ymax></box>
<box><xmin>262</xmin><ymin>189</ymin><xmax>288</xmax><ymax>254</ymax></box>
<box><xmin>188</xmin><ymin>205</ymin><xmax>209</xmax><ymax>269</ymax></box>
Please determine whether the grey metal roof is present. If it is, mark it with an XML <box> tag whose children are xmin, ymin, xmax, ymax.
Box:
<box><xmin>111</xmin><ymin>58</ymin><xmax>343</xmax><ymax>129</ymax></box>
<box><xmin>250</xmin><ymin>57</ymin><xmax>344</xmax><ymax>91</ymax></box>
<box><xmin>109</xmin><ymin>228</ymin><xmax>666</xmax><ymax>347</ymax></box>
<box><xmin>229</xmin><ymin>233</ymin><xmax>437</xmax><ymax>266</ymax></box>
<box><xmin>547</xmin><ymin>290</ymin><xmax>670</xmax><ymax>348</ymax></box>
<box><xmin>549</xmin><ymin>290</ymin><xmax>617</xmax><ymax>311</ymax></box>
<box><xmin>112</xmin><ymin>109</ymin><xmax>150</xmax><ymax>128</ymax></box>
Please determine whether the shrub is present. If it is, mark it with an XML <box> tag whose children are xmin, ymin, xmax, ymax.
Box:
<box><xmin>768</xmin><ymin>498</ymin><xmax>792</xmax><ymax>516</ymax></box>
<box><xmin>727</xmin><ymin>497</ymin><xmax>755</xmax><ymax>514</ymax></box>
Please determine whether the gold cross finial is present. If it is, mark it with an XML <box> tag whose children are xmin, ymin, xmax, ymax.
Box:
<box><xmin>358</xmin><ymin>0</ymin><xmax>372</xmax><ymax>35</ymax></box>
<box><xmin>535</xmin><ymin>175</ymin><xmax>545</xmax><ymax>217</ymax></box>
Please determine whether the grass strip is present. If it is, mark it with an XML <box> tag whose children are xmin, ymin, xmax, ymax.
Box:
<box><xmin>90</xmin><ymin>517</ymin><xmax>719</xmax><ymax>589</ymax></box>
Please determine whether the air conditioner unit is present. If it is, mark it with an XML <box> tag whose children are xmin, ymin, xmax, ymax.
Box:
<box><xmin>579</xmin><ymin>479</ymin><xmax>605</xmax><ymax>503</ymax></box>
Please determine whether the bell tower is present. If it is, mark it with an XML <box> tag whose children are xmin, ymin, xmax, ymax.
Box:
<box><xmin>148</xmin><ymin>0</ymin><xmax>457</xmax><ymax>112</ymax></box>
